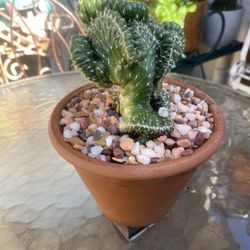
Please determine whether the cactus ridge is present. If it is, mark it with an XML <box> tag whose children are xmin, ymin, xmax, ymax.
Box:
<box><xmin>71</xmin><ymin>0</ymin><xmax>184</xmax><ymax>141</ymax></box>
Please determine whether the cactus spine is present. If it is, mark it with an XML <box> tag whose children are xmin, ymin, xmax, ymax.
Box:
<box><xmin>71</xmin><ymin>0</ymin><xmax>184</xmax><ymax>141</ymax></box>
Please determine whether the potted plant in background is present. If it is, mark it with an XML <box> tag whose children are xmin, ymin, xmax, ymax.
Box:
<box><xmin>204</xmin><ymin>0</ymin><xmax>243</xmax><ymax>47</ymax></box>
<box><xmin>138</xmin><ymin>0</ymin><xmax>208</xmax><ymax>53</ymax></box>
<box><xmin>49</xmin><ymin>0</ymin><xmax>225</xmax><ymax>229</ymax></box>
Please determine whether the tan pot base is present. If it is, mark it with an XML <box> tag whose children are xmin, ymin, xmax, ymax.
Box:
<box><xmin>48</xmin><ymin>78</ymin><xmax>225</xmax><ymax>228</ymax></box>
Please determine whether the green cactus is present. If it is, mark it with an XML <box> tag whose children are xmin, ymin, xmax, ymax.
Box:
<box><xmin>71</xmin><ymin>0</ymin><xmax>184</xmax><ymax>141</ymax></box>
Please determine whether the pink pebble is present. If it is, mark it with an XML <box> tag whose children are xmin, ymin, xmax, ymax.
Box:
<box><xmin>181</xmin><ymin>149</ymin><xmax>194</xmax><ymax>156</ymax></box>
<box><xmin>172</xmin><ymin>147</ymin><xmax>185</xmax><ymax>159</ymax></box>
<box><xmin>176</xmin><ymin>139</ymin><xmax>192</xmax><ymax>148</ymax></box>
<box><xmin>165</xmin><ymin>138</ymin><xmax>176</xmax><ymax>146</ymax></box>
<box><xmin>171</xmin><ymin>129</ymin><xmax>181</xmax><ymax>139</ymax></box>
<box><xmin>187</xmin><ymin>130</ymin><xmax>198</xmax><ymax>141</ymax></box>
<box><xmin>157</xmin><ymin>135</ymin><xmax>167</xmax><ymax>142</ymax></box>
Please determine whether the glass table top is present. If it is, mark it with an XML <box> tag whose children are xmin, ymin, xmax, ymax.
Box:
<box><xmin>0</xmin><ymin>72</ymin><xmax>249</xmax><ymax>250</ymax></box>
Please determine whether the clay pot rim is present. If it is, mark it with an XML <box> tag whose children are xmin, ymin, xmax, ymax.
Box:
<box><xmin>48</xmin><ymin>78</ymin><xmax>226</xmax><ymax>181</ymax></box>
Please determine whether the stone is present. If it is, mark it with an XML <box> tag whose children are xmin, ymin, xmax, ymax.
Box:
<box><xmin>112</xmin><ymin>157</ymin><xmax>124</xmax><ymax>163</ymax></box>
<box><xmin>187</xmin><ymin>130</ymin><xmax>198</xmax><ymax>141</ymax></box>
<box><xmin>110</xmin><ymin>116</ymin><xmax>118</xmax><ymax>125</ymax></box>
<box><xmin>192</xmin><ymin>97</ymin><xmax>201</xmax><ymax>105</ymax></box>
<box><xmin>170</xmin><ymin>129</ymin><xmax>181</xmax><ymax>139</ymax></box>
<box><xmin>165</xmin><ymin>138</ymin><xmax>176</xmax><ymax>146</ymax></box>
<box><xmin>105</xmin><ymin>135</ymin><xmax>114</xmax><ymax>147</ymax></box>
<box><xmin>79</xmin><ymin>117</ymin><xmax>89</xmax><ymax>129</ymax></box>
<box><xmin>81</xmin><ymin>147</ymin><xmax>88</xmax><ymax>155</ymax></box>
<box><xmin>141</xmin><ymin>148</ymin><xmax>157</xmax><ymax>158</ymax></box>
<box><xmin>197</xmin><ymin>126</ymin><xmax>209</xmax><ymax>133</ymax></box>
<box><xmin>96</xmin><ymin>126</ymin><xmax>106</xmax><ymax>133</ymax></box>
<box><xmin>203</xmin><ymin>103</ymin><xmax>209</xmax><ymax>113</ymax></box>
<box><xmin>94</xmin><ymin>108</ymin><xmax>105</xmax><ymax>117</ymax></box>
<box><xmin>188</xmin><ymin>120</ymin><xmax>198</xmax><ymax>128</ymax></box>
<box><xmin>146</xmin><ymin>140</ymin><xmax>157</xmax><ymax>149</ymax></box>
<box><xmin>92</xmin><ymin>130</ymin><xmax>102</xmax><ymax>141</ymax></box>
<box><xmin>157</xmin><ymin>135</ymin><xmax>167</xmax><ymax>142</ymax></box>
<box><xmin>175</xmin><ymin>124</ymin><xmax>192</xmax><ymax>136</ymax></box>
<box><xmin>108</xmin><ymin>125</ymin><xmax>118</xmax><ymax>135</ymax></box>
<box><xmin>63</xmin><ymin>129</ymin><xmax>73</xmax><ymax>139</ymax></box>
<box><xmin>88</xmin><ymin>123</ymin><xmax>97</xmax><ymax>132</ymax></box>
<box><xmin>90</xmin><ymin>146</ymin><xmax>103</xmax><ymax>156</ymax></box>
<box><xmin>128</xmin><ymin>156</ymin><xmax>138</xmax><ymax>164</ymax></box>
<box><xmin>183</xmin><ymin>88</ymin><xmax>194</xmax><ymax>99</ymax></box>
<box><xmin>86</xmin><ymin>136</ymin><xmax>93</xmax><ymax>146</ymax></box>
<box><xmin>66</xmin><ymin>137</ymin><xmax>85</xmax><ymax>146</ymax></box>
<box><xmin>173</xmin><ymin>94</ymin><xmax>181</xmax><ymax>104</ymax></box>
<box><xmin>202</xmin><ymin>121</ymin><xmax>211</xmax><ymax>129</ymax></box>
<box><xmin>120</xmin><ymin>138</ymin><xmax>135</xmax><ymax>151</ymax></box>
<box><xmin>172</xmin><ymin>147</ymin><xmax>185</xmax><ymax>159</ymax></box>
<box><xmin>154</xmin><ymin>143</ymin><xmax>165</xmax><ymax>158</ymax></box>
<box><xmin>176</xmin><ymin>139</ymin><xmax>191</xmax><ymax>148</ymax></box>
<box><xmin>158</xmin><ymin>107</ymin><xmax>169</xmax><ymax>118</ymax></box>
<box><xmin>177</xmin><ymin>102</ymin><xmax>190</xmax><ymax>113</ymax></box>
<box><xmin>73</xmin><ymin>144</ymin><xmax>83</xmax><ymax>150</ymax></box>
<box><xmin>69</xmin><ymin>122</ymin><xmax>80</xmax><ymax>131</ymax></box>
<box><xmin>194</xmin><ymin>132</ymin><xmax>206</xmax><ymax>146</ymax></box>
<box><xmin>113</xmin><ymin>148</ymin><xmax>124</xmax><ymax>159</ymax></box>
<box><xmin>181</xmin><ymin>148</ymin><xmax>194</xmax><ymax>156</ymax></box>
<box><xmin>136</xmin><ymin>155</ymin><xmax>151</xmax><ymax>165</ymax></box>
<box><xmin>131</xmin><ymin>142</ymin><xmax>140</xmax><ymax>155</ymax></box>
<box><xmin>185</xmin><ymin>113</ymin><xmax>196</xmax><ymax>121</ymax></box>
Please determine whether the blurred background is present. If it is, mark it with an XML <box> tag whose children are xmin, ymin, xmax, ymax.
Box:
<box><xmin>0</xmin><ymin>0</ymin><xmax>249</xmax><ymax>94</ymax></box>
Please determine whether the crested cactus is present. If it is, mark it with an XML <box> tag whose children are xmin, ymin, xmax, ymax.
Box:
<box><xmin>71</xmin><ymin>0</ymin><xmax>184</xmax><ymax>141</ymax></box>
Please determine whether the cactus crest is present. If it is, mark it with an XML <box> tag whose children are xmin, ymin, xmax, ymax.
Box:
<box><xmin>71</xmin><ymin>0</ymin><xmax>184</xmax><ymax>141</ymax></box>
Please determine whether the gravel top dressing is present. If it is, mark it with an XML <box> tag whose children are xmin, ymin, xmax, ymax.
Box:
<box><xmin>60</xmin><ymin>82</ymin><xmax>214</xmax><ymax>165</ymax></box>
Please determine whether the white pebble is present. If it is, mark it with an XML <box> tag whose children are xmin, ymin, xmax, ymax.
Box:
<box><xmin>146</xmin><ymin>140</ymin><xmax>157</xmax><ymax>149</ymax></box>
<box><xmin>136</xmin><ymin>155</ymin><xmax>151</xmax><ymax>165</ymax></box>
<box><xmin>154</xmin><ymin>143</ymin><xmax>165</xmax><ymax>158</ymax></box>
<box><xmin>169</xmin><ymin>85</ymin><xmax>175</xmax><ymax>93</ymax></box>
<box><xmin>175</xmin><ymin>124</ymin><xmax>192</xmax><ymax>135</ymax></box>
<box><xmin>141</xmin><ymin>148</ymin><xmax>157</xmax><ymax>158</ymax></box>
<box><xmin>202</xmin><ymin>121</ymin><xmax>210</xmax><ymax>129</ymax></box>
<box><xmin>86</xmin><ymin>136</ymin><xmax>93</xmax><ymax>146</ymax></box>
<box><xmin>91</xmin><ymin>146</ymin><xmax>103</xmax><ymax>156</ymax></box>
<box><xmin>185</xmin><ymin>113</ymin><xmax>197</xmax><ymax>121</ymax></box>
<box><xmin>94</xmin><ymin>108</ymin><xmax>105</xmax><ymax>117</ymax></box>
<box><xmin>61</xmin><ymin>109</ymin><xmax>73</xmax><ymax>118</ymax></box>
<box><xmin>131</xmin><ymin>142</ymin><xmax>140</xmax><ymax>155</ymax></box>
<box><xmin>69</xmin><ymin>122</ymin><xmax>80</xmax><ymax>131</ymax></box>
<box><xmin>88</xmin><ymin>153</ymin><xmax>96</xmax><ymax>159</ymax></box>
<box><xmin>105</xmin><ymin>135</ymin><xmax>114</xmax><ymax>147</ymax></box>
<box><xmin>188</xmin><ymin>104</ymin><xmax>197</xmax><ymax>112</ymax></box>
<box><xmin>97</xmin><ymin>126</ymin><xmax>106</xmax><ymax>133</ymax></box>
<box><xmin>71</xmin><ymin>130</ymin><xmax>78</xmax><ymax>136</ymax></box>
<box><xmin>197</xmin><ymin>126</ymin><xmax>209</xmax><ymax>133</ymax></box>
<box><xmin>63</xmin><ymin>129</ymin><xmax>73</xmax><ymax>139</ymax></box>
<box><xmin>173</xmin><ymin>94</ymin><xmax>181</xmax><ymax>104</ymax></box>
<box><xmin>174</xmin><ymin>86</ymin><xmax>181</xmax><ymax>93</ymax></box>
<box><xmin>158</xmin><ymin>107</ymin><xmax>169</xmax><ymax>118</ymax></box>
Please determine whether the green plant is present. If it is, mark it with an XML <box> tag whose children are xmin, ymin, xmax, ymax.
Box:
<box><xmin>211</xmin><ymin>0</ymin><xmax>238</xmax><ymax>11</ymax></box>
<box><xmin>138</xmin><ymin>0</ymin><xmax>198</xmax><ymax>27</ymax></box>
<box><xmin>71</xmin><ymin>0</ymin><xmax>184</xmax><ymax>141</ymax></box>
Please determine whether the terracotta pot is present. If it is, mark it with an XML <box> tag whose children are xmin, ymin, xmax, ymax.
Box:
<box><xmin>184</xmin><ymin>0</ymin><xmax>208</xmax><ymax>53</ymax></box>
<box><xmin>48</xmin><ymin>78</ymin><xmax>225</xmax><ymax>227</ymax></box>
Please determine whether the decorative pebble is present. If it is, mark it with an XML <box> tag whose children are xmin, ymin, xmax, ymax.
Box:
<box><xmin>154</xmin><ymin>143</ymin><xmax>165</xmax><ymax>158</ymax></box>
<box><xmin>176</xmin><ymin>139</ymin><xmax>191</xmax><ymax>148</ymax></box>
<box><xmin>105</xmin><ymin>135</ymin><xmax>114</xmax><ymax>147</ymax></box>
<box><xmin>136</xmin><ymin>155</ymin><xmax>151</xmax><ymax>165</ymax></box>
<box><xmin>146</xmin><ymin>140</ymin><xmax>157</xmax><ymax>149</ymax></box>
<box><xmin>91</xmin><ymin>146</ymin><xmax>103</xmax><ymax>156</ymax></box>
<box><xmin>172</xmin><ymin>147</ymin><xmax>185</xmax><ymax>159</ymax></box>
<box><xmin>131</xmin><ymin>142</ymin><xmax>140</xmax><ymax>155</ymax></box>
<box><xmin>185</xmin><ymin>113</ymin><xmax>196</xmax><ymax>121</ymax></box>
<box><xmin>69</xmin><ymin>122</ymin><xmax>80</xmax><ymax>131</ymax></box>
<box><xmin>120</xmin><ymin>138</ymin><xmax>135</xmax><ymax>151</ymax></box>
<box><xmin>173</xmin><ymin>94</ymin><xmax>181</xmax><ymax>104</ymax></box>
<box><xmin>175</xmin><ymin>124</ymin><xmax>192</xmax><ymax>136</ymax></box>
<box><xmin>141</xmin><ymin>148</ymin><xmax>157</xmax><ymax>158</ymax></box>
<box><xmin>61</xmin><ymin>85</ymin><xmax>214</xmax><ymax>165</ymax></box>
<box><xmin>63</xmin><ymin>129</ymin><xmax>73</xmax><ymax>139</ymax></box>
<box><xmin>113</xmin><ymin>148</ymin><xmax>124</xmax><ymax>159</ymax></box>
<box><xmin>158</xmin><ymin>107</ymin><xmax>169</xmax><ymax>118</ymax></box>
<box><xmin>181</xmin><ymin>149</ymin><xmax>194</xmax><ymax>156</ymax></box>
<box><xmin>165</xmin><ymin>138</ymin><xmax>176</xmax><ymax>146</ymax></box>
